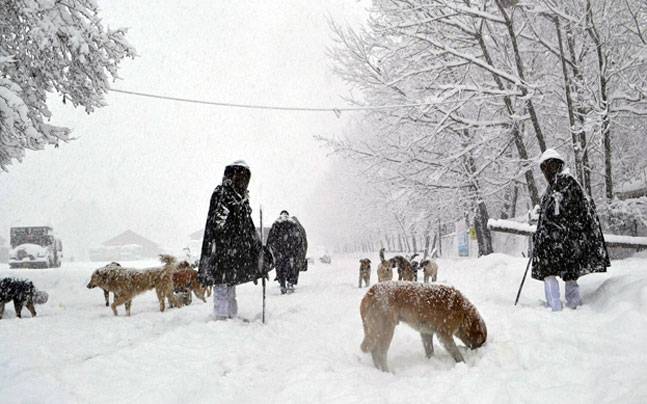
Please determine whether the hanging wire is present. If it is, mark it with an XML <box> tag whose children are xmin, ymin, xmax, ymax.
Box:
<box><xmin>109</xmin><ymin>88</ymin><xmax>496</xmax><ymax>117</ymax></box>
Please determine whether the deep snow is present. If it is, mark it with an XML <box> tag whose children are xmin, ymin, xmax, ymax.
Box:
<box><xmin>1</xmin><ymin>253</ymin><xmax>646</xmax><ymax>403</ymax></box>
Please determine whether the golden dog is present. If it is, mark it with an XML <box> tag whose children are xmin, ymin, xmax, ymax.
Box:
<box><xmin>358</xmin><ymin>258</ymin><xmax>371</xmax><ymax>288</ymax></box>
<box><xmin>376</xmin><ymin>248</ymin><xmax>393</xmax><ymax>282</ymax></box>
<box><xmin>360</xmin><ymin>282</ymin><xmax>487</xmax><ymax>371</ymax></box>
<box><xmin>172</xmin><ymin>260</ymin><xmax>208</xmax><ymax>305</ymax></box>
<box><xmin>87</xmin><ymin>255</ymin><xmax>178</xmax><ymax>316</ymax></box>
<box><xmin>420</xmin><ymin>259</ymin><xmax>439</xmax><ymax>283</ymax></box>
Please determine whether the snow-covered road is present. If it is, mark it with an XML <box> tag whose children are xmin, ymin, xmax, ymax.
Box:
<box><xmin>1</xmin><ymin>253</ymin><xmax>646</xmax><ymax>403</ymax></box>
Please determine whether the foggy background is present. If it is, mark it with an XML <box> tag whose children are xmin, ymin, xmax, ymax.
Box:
<box><xmin>0</xmin><ymin>0</ymin><xmax>369</xmax><ymax>259</ymax></box>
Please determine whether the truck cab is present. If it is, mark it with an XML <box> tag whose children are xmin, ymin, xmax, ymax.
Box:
<box><xmin>9</xmin><ymin>226</ymin><xmax>63</xmax><ymax>269</ymax></box>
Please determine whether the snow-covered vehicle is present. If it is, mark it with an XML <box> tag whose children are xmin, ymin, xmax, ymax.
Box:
<box><xmin>9</xmin><ymin>226</ymin><xmax>63</xmax><ymax>269</ymax></box>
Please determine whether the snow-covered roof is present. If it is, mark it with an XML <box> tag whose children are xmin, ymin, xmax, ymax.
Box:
<box><xmin>102</xmin><ymin>230</ymin><xmax>159</xmax><ymax>248</ymax></box>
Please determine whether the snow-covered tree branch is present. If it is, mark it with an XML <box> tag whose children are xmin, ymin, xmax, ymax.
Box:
<box><xmin>0</xmin><ymin>0</ymin><xmax>135</xmax><ymax>171</ymax></box>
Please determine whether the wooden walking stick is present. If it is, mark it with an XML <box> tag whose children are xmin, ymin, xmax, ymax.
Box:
<box><xmin>515</xmin><ymin>253</ymin><xmax>533</xmax><ymax>306</ymax></box>
<box><xmin>259</xmin><ymin>206</ymin><xmax>266</xmax><ymax>323</ymax></box>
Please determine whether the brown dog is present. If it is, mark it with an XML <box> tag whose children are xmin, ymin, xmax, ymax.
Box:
<box><xmin>376</xmin><ymin>248</ymin><xmax>393</xmax><ymax>282</ymax></box>
<box><xmin>391</xmin><ymin>255</ymin><xmax>415</xmax><ymax>281</ymax></box>
<box><xmin>358</xmin><ymin>258</ymin><xmax>371</xmax><ymax>288</ymax></box>
<box><xmin>420</xmin><ymin>259</ymin><xmax>439</xmax><ymax>283</ymax></box>
<box><xmin>360</xmin><ymin>282</ymin><xmax>487</xmax><ymax>371</ymax></box>
<box><xmin>86</xmin><ymin>255</ymin><xmax>179</xmax><ymax>316</ymax></box>
<box><xmin>172</xmin><ymin>261</ymin><xmax>208</xmax><ymax>305</ymax></box>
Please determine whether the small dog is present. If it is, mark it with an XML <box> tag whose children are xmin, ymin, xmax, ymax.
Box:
<box><xmin>358</xmin><ymin>258</ymin><xmax>371</xmax><ymax>288</ymax></box>
<box><xmin>420</xmin><ymin>259</ymin><xmax>439</xmax><ymax>283</ymax></box>
<box><xmin>391</xmin><ymin>255</ymin><xmax>415</xmax><ymax>281</ymax></box>
<box><xmin>409</xmin><ymin>254</ymin><xmax>420</xmax><ymax>281</ymax></box>
<box><xmin>0</xmin><ymin>278</ymin><xmax>49</xmax><ymax>319</ymax></box>
<box><xmin>360</xmin><ymin>281</ymin><xmax>487</xmax><ymax>371</ymax></box>
<box><xmin>86</xmin><ymin>255</ymin><xmax>178</xmax><ymax>316</ymax></box>
<box><xmin>376</xmin><ymin>248</ymin><xmax>393</xmax><ymax>282</ymax></box>
<box><xmin>172</xmin><ymin>260</ymin><xmax>208</xmax><ymax>306</ymax></box>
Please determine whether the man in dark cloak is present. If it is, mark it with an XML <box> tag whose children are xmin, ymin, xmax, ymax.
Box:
<box><xmin>531</xmin><ymin>149</ymin><xmax>610</xmax><ymax>310</ymax></box>
<box><xmin>266</xmin><ymin>210</ymin><xmax>308</xmax><ymax>294</ymax></box>
<box><xmin>198</xmin><ymin>160</ymin><xmax>267</xmax><ymax>320</ymax></box>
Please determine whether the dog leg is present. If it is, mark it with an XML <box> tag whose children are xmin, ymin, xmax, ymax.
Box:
<box><xmin>26</xmin><ymin>302</ymin><xmax>37</xmax><ymax>317</ymax></box>
<box><xmin>421</xmin><ymin>332</ymin><xmax>435</xmax><ymax>358</ymax></box>
<box><xmin>373</xmin><ymin>322</ymin><xmax>396</xmax><ymax>372</ymax></box>
<box><xmin>155</xmin><ymin>288</ymin><xmax>166</xmax><ymax>312</ymax></box>
<box><xmin>358</xmin><ymin>273</ymin><xmax>362</xmax><ymax>289</ymax></box>
<box><xmin>103</xmin><ymin>289</ymin><xmax>110</xmax><ymax>306</ymax></box>
<box><xmin>125</xmin><ymin>300</ymin><xmax>132</xmax><ymax>316</ymax></box>
<box><xmin>111</xmin><ymin>294</ymin><xmax>130</xmax><ymax>316</ymax></box>
<box><xmin>0</xmin><ymin>302</ymin><xmax>4</xmax><ymax>319</ymax></box>
<box><xmin>13</xmin><ymin>300</ymin><xmax>23</xmax><ymax>318</ymax></box>
<box><xmin>437</xmin><ymin>332</ymin><xmax>464</xmax><ymax>363</ymax></box>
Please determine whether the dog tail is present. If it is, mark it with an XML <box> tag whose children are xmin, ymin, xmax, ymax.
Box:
<box><xmin>379</xmin><ymin>247</ymin><xmax>386</xmax><ymax>263</ymax></box>
<box><xmin>409</xmin><ymin>253</ymin><xmax>419</xmax><ymax>261</ymax></box>
<box><xmin>159</xmin><ymin>254</ymin><xmax>177</xmax><ymax>266</ymax></box>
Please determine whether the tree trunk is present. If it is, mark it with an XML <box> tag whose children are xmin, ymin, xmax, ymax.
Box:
<box><xmin>495</xmin><ymin>0</ymin><xmax>547</xmax><ymax>153</ymax></box>
<box><xmin>464</xmin><ymin>146</ymin><xmax>494</xmax><ymax>256</ymax></box>
<box><xmin>437</xmin><ymin>219</ymin><xmax>442</xmax><ymax>257</ymax></box>
<box><xmin>476</xmin><ymin>32</ymin><xmax>540</xmax><ymax>206</ymax></box>
<box><xmin>554</xmin><ymin>16</ymin><xmax>586</xmax><ymax>187</ymax></box>
<box><xmin>510</xmin><ymin>184</ymin><xmax>519</xmax><ymax>218</ymax></box>
<box><xmin>586</xmin><ymin>0</ymin><xmax>613</xmax><ymax>200</ymax></box>
<box><xmin>565</xmin><ymin>22</ymin><xmax>593</xmax><ymax>197</ymax></box>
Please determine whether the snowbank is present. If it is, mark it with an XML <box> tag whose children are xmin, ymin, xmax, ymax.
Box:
<box><xmin>1</xmin><ymin>255</ymin><xmax>646</xmax><ymax>403</ymax></box>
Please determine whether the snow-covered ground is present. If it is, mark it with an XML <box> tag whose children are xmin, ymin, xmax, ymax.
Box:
<box><xmin>1</xmin><ymin>253</ymin><xmax>646</xmax><ymax>404</ymax></box>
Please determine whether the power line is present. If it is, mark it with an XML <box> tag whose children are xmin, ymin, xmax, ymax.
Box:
<box><xmin>109</xmin><ymin>88</ymin><xmax>456</xmax><ymax>116</ymax></box>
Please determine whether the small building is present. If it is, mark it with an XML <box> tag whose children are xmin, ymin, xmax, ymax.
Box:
<box><xmin>188</xmin><ymin>225</ymin><xmax>271</xmax><ymax>251</ymax></box>
<box><xmin>89</xmin><ymin>230</ymin><xmax>162</xmax><ymax>262</ymax></box>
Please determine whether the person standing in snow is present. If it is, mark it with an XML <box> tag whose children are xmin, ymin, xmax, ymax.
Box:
<box><xmin>198</xmin><ymin>160</ymin><xmax>269</xmax><ymax>320</ymax></box>
<box><xmin>266</xmin><ymin>210</ymin><xmax>308</xmax><ymax>294</ymax></box>
<box><xmin>531</xmin><ymin>149</ymin><xmax>610</xmax><ymax>311</ymax></box>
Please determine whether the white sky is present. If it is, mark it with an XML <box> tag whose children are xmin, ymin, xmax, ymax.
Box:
<box><xmin>0</xmin><ymin>0</ymin><xmax>369</xmax><ymax>258</ymax></box>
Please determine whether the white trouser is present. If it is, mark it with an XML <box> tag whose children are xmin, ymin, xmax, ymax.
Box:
<box><xmin>213</xmin><ymin>284</ymin><xmax>237</xmax><ymax>319</ymax></box>
<box><xmin>544</xmin><ymin>276</ymin><xmax>562</xmax><ymax>311</ymax></box>
<box><xmin>565</xmin><ymin>280</ymin><xmax>581</xmax><ymax>309</ymax></box>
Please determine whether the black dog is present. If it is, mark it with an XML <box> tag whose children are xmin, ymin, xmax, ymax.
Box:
<box><xmin>0</xmin><ymin>278</ymin><xmax>48</xmax><ymax>319</ymax></box>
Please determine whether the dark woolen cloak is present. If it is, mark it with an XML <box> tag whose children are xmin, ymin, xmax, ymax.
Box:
<box><xmin>198</xmin><ymin>183</ymin><xmax>262</xmax><ymax>287</ymax></box>
<box><xmin>266</xmin><ymin>215</ymin><xmax>308</xmax><ymax>284</ymax></box>
<box><xmin>531</xmin><ymin>171</ymin><xmax>610</xmax><ymax>281</ymax></box>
